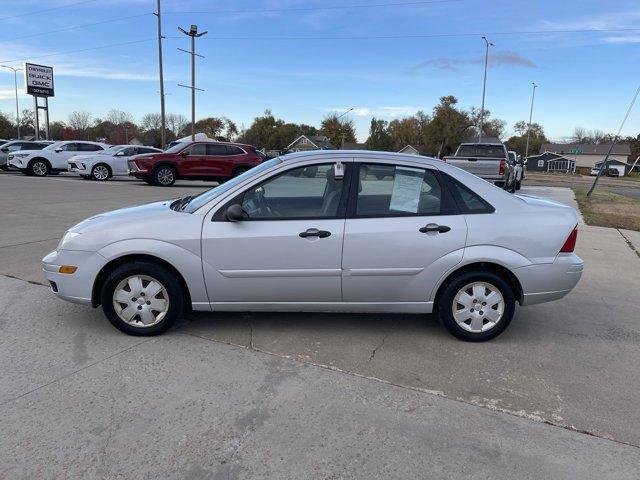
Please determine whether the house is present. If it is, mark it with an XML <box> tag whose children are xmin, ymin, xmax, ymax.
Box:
<box><xmin>540</xmin><ymin>143</ymin><xmax>631</xmax><ymax>175</ymax></box>
<box><xmin>526</xmin><ymin>152</ymin><xmax>576</xmax><ymax>173</ymax></box>
<box><xmin>398</xmin><ymin>145</ymin><xmax>420</xmax><ymax>155</ymax></box>
<box><xmin>286</xmin><ymin>135</ymin><xmax>334</xmax><ymax>152</ymax></box>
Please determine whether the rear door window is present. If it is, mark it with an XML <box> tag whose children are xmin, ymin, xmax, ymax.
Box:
<box><xmin>225</xmin><ymin>145</ymin><xmax>244</xmax><ymax>155</ymax></box>
<box><xmin>187</xmin><ymin>144</ymin><xmax>207</xmax><ymax>155</ymax></box>
<box><xmin>355</xmin><ymin>163</ymin><xmax>444</xmax><ymax>216</ymax></box>
<box><xmin>206</xmin><ymin>144</ymin><xmax>228</xmax><ymax>156</ymax></box>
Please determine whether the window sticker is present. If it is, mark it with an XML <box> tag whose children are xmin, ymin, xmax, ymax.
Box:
<box><xmin>389</xmin><ymin>166</ymin><xmax>424</xmax><ymax>213</ymax></box>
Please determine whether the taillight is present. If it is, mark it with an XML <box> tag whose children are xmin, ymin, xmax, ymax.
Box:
<box><xmin>560</xmin><ymin>226</ymin><xmax>578</xmax><ymax>253</ymax></box>
<box><xmin>499</xmin><ymin>159</ymin><xmax>506</xmax><ymax>176</ymax></box>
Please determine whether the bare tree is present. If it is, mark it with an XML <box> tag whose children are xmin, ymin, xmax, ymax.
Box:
<box><xmin>140</xmin><ymin>113</ymin><xmax>162</xmax><ymax>131</ymax></box>
<box><xmin>67</xmin><ymin>111</ymin><xmax>92</xmax><ymax>136</ymax></box>
<box><xmin>105</xmin><ymin>109</ymin><xmax>134</xmax><ymax>126</ymax></box>
<box><xmin>166</xmin><ymin>113</ymin><xmax>188</xmax><ymax>136</ymax></box>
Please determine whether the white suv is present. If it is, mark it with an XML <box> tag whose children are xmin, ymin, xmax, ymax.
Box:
<box><xmin>68</xmin><ymin>145</ymin><xmax>162</xmax><ymax>181</ymax></box>
<box><xmin>8</xmin><ymin>140</ymin><xmax>110</xmax><ymax>176</ymax></box>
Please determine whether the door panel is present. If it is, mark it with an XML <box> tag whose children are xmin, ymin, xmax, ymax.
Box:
<box><xmin>342</xmin><ymin>162</ymin><xmax>467</xmax><ymax>303</ymax></box>
<box><xmin>180</xmin><ymin>143</ymin><xmax>208</xmax><ymax>176</ymax></box>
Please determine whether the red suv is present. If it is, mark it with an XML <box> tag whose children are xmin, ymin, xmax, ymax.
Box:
<box><xmin>128</xmin><ymin>141</ymin><xmax>265</xmax><ymax>186</ymax></box>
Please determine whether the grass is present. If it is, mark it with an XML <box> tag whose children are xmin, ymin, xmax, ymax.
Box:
<box><xmin>573</xmin><ymin>187</ymin><xmax>640</xmax><ymax>231</ymax></box>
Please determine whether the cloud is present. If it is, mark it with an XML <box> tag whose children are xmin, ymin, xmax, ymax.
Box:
<box><xmin>327</xmin><ymin>106</ymin><xmax>421</xmax><ymax>118</ymax></box>
<box><xmin>0</xmin><ymin>88</ymin><xmax>27</xmax><ymax>100</ymax></box>
<box><xmin>410</xmin><ymin>51</ymin><xmax>536</xmax><ymax>71</ymax></box>
<box><xmin>539</xmin><ymin>10</ymin><xmax>640</xmax><ymax>44</ymax></box>
<box><xmin>54</xmin><ymin>66</ymin><xmax>155</xmax><ymax>81</ymax></box>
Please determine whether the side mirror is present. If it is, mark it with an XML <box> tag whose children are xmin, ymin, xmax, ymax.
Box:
<box><xmin>523</xmin><ymin>159</ymin><xmax>528</xmax><ymax>165</ymax></box>
<box><xmin>180</xmin><ymin>151</ymin><xmax>188</xmax><ymax>157</ymax></box>
<box><xmin>226</xmin><ymin>204</ymin><xmax>246</xmax><ymax>222</ymax></box>
<box><xmin>54</xmin><ymin>147</ymin><xmax>62</xmax><ymax>152</ymax></box>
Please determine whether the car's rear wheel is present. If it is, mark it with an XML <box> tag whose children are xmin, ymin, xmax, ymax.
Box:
<box><xmin>154</xmin><ymin>166</ymin><xmax>176</xmax><ymax>186</ymax></box>
<box><xmin>233</xmin><ymin>167</ymin><xmax>249</xmax><ymax>177</ymax></box>
<box><xmin>437</xmin><ymin>270</ymin><xmax>515</xmax><ymax>342</ymax></box>
<box><xmin>101</xmin><ymin>261</ymin><xmax>184</xmax><ymax>335</ymax></box>
<box><xmin>28</xmin><ymin>159</ymin><xmax>50</xmax><ymax>177</ymax></box>
<box><xmin>91</xmin><ymin>164</ymin><xmax>111</xmax><ymax>181</ymax></box>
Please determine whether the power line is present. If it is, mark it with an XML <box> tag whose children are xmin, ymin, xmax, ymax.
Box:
<box><xmin>0</xmin><ymin>0</ymin><xmax>102</xmax><ymax>21</ymax></box>
<box><xmin>163</xmin><ymin>0</ymin><xmax>461</xmax><ymax>15</ymax></box>
<box><xmin>0</xmin><ymin>38</ymin><xmax>156</xmax><ymax>65</ymax></box>
<box><xmin>165</xmin><ymin>27</ymin><xmax>640</xmax><ymax>41</ymax></box>
<box><xmin>0</xmin><ymin>13</ymin><xmax>152</xmax><ymax>43</ymax></box>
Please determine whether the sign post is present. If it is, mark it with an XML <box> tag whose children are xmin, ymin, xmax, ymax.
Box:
<box><xmin>24</xmin><ymin>63</ymin><xmax>54</xmax><ymax>140</ymax></box>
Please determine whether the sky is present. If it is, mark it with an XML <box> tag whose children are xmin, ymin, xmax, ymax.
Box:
<box><xmin>1</xmin><ymin>0</ymin><xmax>639</xmax><ymax>142</ymax></box>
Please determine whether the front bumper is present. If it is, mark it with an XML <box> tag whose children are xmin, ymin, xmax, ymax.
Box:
<box><xmin>68</xmin><ymin>162</ymin><xmax>88</xmax><ymax>174</ymax></box>
<box><xmin>515</xmin><ymin>253</ymin><xmax>584</xmax><ymax>306</ymax></box>
<box><xmin>42</xmin><ymin>249</ymin><xmax>107</xmax><ymax>306</ymax></box>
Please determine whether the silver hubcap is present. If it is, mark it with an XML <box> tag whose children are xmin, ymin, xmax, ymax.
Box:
<box><xmin>93</xmin><ymin>165</ymin><xmax>109</xmax><ymax>180</ymax></box>
<box><xmin>452</xmin><ymin>282</ymin><xmax>504</xmax><ymax>333</ymax></box>
<box><xmin>33</xmin><ymin>162</ymin><xmax>47</xmax><ymax>175</ymax></box>
<box><xmin>157</xmin><ymin>168</ymin><xmax>174</xmax><ymax>185</ymax></box>
<box><xmin>112</xmin><ymin>275</ymin><xmax>169</xmax><ymax>328</ymax></box>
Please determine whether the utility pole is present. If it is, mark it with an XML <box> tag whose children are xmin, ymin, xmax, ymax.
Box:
<box><xmin>478</xmin><ymin>36</ymin><xmax>493</xmax><ymax>143</ymax></box>
<box><xmin>587</xmin><ymin>83</ymin><xmax>640</xmax><ymax>197</ymax></box>
<box><xmin>178</xmin><ymin>24</ymin><xmax>207</xmax><ymax>141</ymax></box>
<box><xmin>524</xmin><ymin>82</ymin><xmax>538</xmax><ymax>162</ymax></box>
<box><xmin>1</xmin><ymin>65</ymin><xmax>22</xmax><ymax>139</ymax></box>
<box><xmin>154</xmin><ymin>0</ymin><xmax>166</xmax><ymax>149</ymax></box>
<box><xmin>337</xmin><ymin>107</ymin><xmax>354</xmax><ymax>149</ymax></box>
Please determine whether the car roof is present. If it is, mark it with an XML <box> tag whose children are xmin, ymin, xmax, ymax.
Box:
<box><xmin>277</xmin><ymin>149</ymin><xmax>441</xmax><ymax>165</ymax></box>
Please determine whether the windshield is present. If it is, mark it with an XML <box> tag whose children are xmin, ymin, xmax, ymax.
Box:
<box><xmin>101</xmin><ymin>145</ymin><xmax>127</xmax><ymax>155</ymax></box>
<box><xmin>184</xmin><ymin>158</ymin><xmax>281</xmax><ymax>213</ymax></box>
<box><xmin>457</xmin><ymin>145</ymin><xmax>506</xmax><ymax>158</ymax></box>
<box><xmin>164</xmin><ymin>142</ymin><xmax>187</xmax><ymax>154</ymax></box>
<box><xmin>43</xmin><ymin>142</ymin><xmax>63</xmax><ymax>151</ymax></box>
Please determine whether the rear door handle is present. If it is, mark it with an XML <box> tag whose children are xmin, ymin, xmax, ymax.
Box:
<box><xmin>419</xmin><ymin>224</ymin><xmax>451</xmax><ymax>234</ymax></box>
<box><xmin>299</xmin><ymin>228</ymin><xmax>331</xmax><ymax>238</ymax></box>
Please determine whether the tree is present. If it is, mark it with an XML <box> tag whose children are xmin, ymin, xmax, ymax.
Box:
<box><xmin>504</xmin><ymin>121</ymin><xmax>547</xmax><ymax>156</ymax></box>
<box><xmin>140</xmin><ymin>113</ymin><xmax>162</xmax><ymax>131</ymax></box>
<box><xmin>166</xmin><ymin>113</ymin><xmax>189</xmax><ymax>137</ymax></box>
<box><xmin>422</xmin><ymin>96</ymin><xmax>473</xmax><ymax>157</ymax></box>
<box><xmin>105</xmin><ymin>109</ymin><xmax>134</xmax><ymax>126</ymax></box>
<box><xmin>320</xmin><ymin>113</ymin><xmax>356</xmax><ymax>148</ymax></box>
<box><xmin>48</xmin><ymin>121</ymin><xmax>66</xmax><ymax>140</ymax></box>
<box><xmin>67</xmin><ymin>111</ymin><xmax>92</xmax><ymax>138</ymax></box>
<box><xmin>192</xmin><ymin>116</ymin><xmax>239</xmax><ymax>140</ymax></box>
<box><xmin>0</xmin><ymin>111</ymin><xmax>14</xmax><ymax>139</ymax></box>
<box><xmin>388</xmin><ymin>116</ymin><xmax>423</xmax><ymax>151</ymax></box>
<box><xmin>19</xmin><ymin>108</ymin><xmax>35</xmax><ymax>137</ymax></box>
<box><xmin>237</xmin><ymin>110</ymin><xmax>283</xmax><ymax>149</ymax></box>
<box><xmin>365</xmin><ymin>118</ymin><xmax>392</xmax><ymax>151</ymax></box>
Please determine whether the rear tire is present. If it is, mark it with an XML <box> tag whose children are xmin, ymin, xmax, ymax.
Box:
<box><xmin>153</xmin><ymin>165</ymin><xmax>176</xmax><ymax>186</ymax></box>
<box><xmin>28</xmin><ymin>159</ymin><xmax>50</xmax><ymax>177</ymax></box>
<box><xmin>101</xmin><ymin>261</ymin><xmax>185</xmax><ymax>336</ymax></box>
<box><xmin>437</xmin><ymin>270</ymin><xmax>515</xmax><ymax>342</ymax></box>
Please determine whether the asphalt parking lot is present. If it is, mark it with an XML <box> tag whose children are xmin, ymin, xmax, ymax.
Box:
<box><xmin>1</xmin><ymin>171</ymin><xmax>639</xmax><ymax>478</ymax></box>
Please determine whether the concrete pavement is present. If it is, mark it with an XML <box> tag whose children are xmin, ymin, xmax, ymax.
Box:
<box><xmin>1</xmin><ymin>172</ymin><xmax>639</xmax><ymax>477</ymax></box>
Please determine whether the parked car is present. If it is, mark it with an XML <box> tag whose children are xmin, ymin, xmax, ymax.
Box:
<box><xmin>1</xmin><ymin>140</ymin><xmax>53</xmax><ymax>171</ymax></box>
<box><xmin>8</xmin><ymin>140</ymin><xmax>110</xmax><ymax>176</ymax></box>
<box><xmin>166</xmin><ymin>133</ymin><xmax>210</xmax><ymax>150</ymax></box>
<box><xmin>43</xmin><ymin>150</ymin><xmax>583</xmax><ymax>342</ymax></box>
<box><xmin>605</xmin><ymin>168</ymin><xmax>620</xmax><ymax>177</ymax></box>
<box><xmin>68</xmin><ymin>145</ymin><xmax>163</xmax><ymax>181</ymax></box>
<box><xmin>444</xmin><ymin>143</ymin><xmax>517</xmax><ymax>193</ymax></box>
<box><xmin>508</xmin><ymin>151</ymin><xmax>525</xmax><ymax>190</ymax></box>
<box><xmin>128</xmin><ymin>141</ymin><xmax>264</xmax><ymax>186</ymax></box>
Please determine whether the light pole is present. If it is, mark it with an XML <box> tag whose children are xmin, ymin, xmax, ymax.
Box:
<box><xmin>478</xmin><ymin>36</ymin><xmax>493</xmax><ymax>142</ymax></box>
<box><xmin>178</xmin><ymin>24</ymin><xmax>207</xmax><ymax>141</ymax></box>
<box><xmin>524</xmin><ymin>83</ymin><xmax>538</xmax><ymax>162</ymax></box>
<box><xmin>1</xmin><ymin>65</ymin><xmax>22</xmax><ymax>139</ymax></box>
<box><xmin>337</xmin><ymin>107</ymin><xmax>354</xmax><ymax>149</ymax></box>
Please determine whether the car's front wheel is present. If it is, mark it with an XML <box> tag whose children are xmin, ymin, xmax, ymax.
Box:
<box><xmin>153</xmin><ymin>166</ymin><xmax>176</xmax><ymax>186</ymax></box>
<box><xmin>101</xmin><ymin>261</ymin><xmax>185</xmax><ymax>335</ymax></box>
<box><xmin>91</xmin><ymin>164</ymin><xmax>111</xmax><ymax>181</ymax></box>
<box><xmin>437</xmin><ymin>270</ymin><xmax>515</xmax><ymax>341</ymax></box>
<box><xmin>28</xmin><ymin>159</ymin><xmax>50</xmax><ymax>177</ymax></box>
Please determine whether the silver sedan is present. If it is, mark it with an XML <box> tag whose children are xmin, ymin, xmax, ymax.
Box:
<box><xmin>43</xmin><ymin>151</ymin><xmax>583</xmax><ymax>341</ymax></box>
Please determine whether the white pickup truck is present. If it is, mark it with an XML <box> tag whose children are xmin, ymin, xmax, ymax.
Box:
<box><xmin>444</xmin><ymin>142</ymin><xmax>516</xmax><ymax>192</ymax></box>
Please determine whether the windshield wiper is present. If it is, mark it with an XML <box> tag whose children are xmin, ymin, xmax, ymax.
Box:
<box><xmin>173</xmin><ymin>195</ymin><xmax>194</xmax><ymax>211</ymax></box>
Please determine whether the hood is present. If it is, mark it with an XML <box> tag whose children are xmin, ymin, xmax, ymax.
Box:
<box><xmin>70</xmin><ymin>199</ymin><xmax>178</xmax><ymax>235</ymax></box>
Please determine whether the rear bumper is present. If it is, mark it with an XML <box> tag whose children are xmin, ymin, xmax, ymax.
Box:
<box><xmin>515</xmin><ymin>253</ymin><xmax>584</xmax><ymax>306</ymax></box>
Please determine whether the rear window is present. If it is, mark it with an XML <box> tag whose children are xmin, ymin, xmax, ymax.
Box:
<box><xmin>444</xmin><ymin>174</ymin><xmax>495</xmax><ymax>214</ymax></box>
<box><xmin>226</xmin><ymin>145</ymin><xmax>244</xmax><ymax>155</ymax></box>
<box><xmin>456</xmin><ymin>145</ymin><xmax>506</xmax><ymax>158</ymax></box>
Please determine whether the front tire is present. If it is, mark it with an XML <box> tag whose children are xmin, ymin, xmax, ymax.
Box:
<box><xmin>153</xmin><ymin>165</ymin><xmax>176</xmax><ymax>186</ymax></box>
<box><xmin>28</xmin><ymin>159</ymin><xmax>50</xmax><ymax>177</ymax></box>
<box><xmin>437</xmin><ymin>270</ymin><xmax>515</xmax><ymax>342</ymax></box>
<box><xmin>101</xmin><ymin>261</ymin><xmax>185</xmax><ymax>336</ymax></box>
<box><xmin>91</xmin><ymin>164</ymin><xmax>111</xmax><ymax>181</ymax></box>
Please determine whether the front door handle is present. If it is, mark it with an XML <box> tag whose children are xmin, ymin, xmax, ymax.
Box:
<box><xmin>419</xmin><ymin>224</ymin><xmax>451</xmax><ymax>234</ymax></box>
<box><xmin>299</xmin><ymin>228</ymin><xmax>331</xmax><ymax>238</ymax></box>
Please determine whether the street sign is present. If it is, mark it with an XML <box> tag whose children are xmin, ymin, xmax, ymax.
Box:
<box><xmin>570</xmin><ymin>148</ymin><xmax>583</xmax><ymax>154</ymax></box>
<box><xmin>24</xmin><ymin>63</ymin><xmax>54</xmax><ymax>97</ymax></box>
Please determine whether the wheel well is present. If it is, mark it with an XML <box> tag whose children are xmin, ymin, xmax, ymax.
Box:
<box><xmin>433</xmin><ymin>262</ymin><xmax>523</xmax><ymax>309</ymax></box>
<box><xmin>153</xmin><ymin>162</ymin><xmax>176</xmax><ymax>174</ymax></box>
<box><xmin>91</xmin><ymin>254</ymin><xmax>192</xmax><ymax>309</ymax></box>
<box><xmin>93</xmin><ymin>162</ymin><xmax>112</xmax><ymax>175</ymax></box>
<box><xmin>29</xmin><ymin>157</ymin><xmax>50</xmax><ymax>167</ymax></box>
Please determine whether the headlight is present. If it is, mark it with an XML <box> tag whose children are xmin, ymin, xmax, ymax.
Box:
<box><xmin>13</xmin><ymin>153</ymin><xmax>30</xmax><ymax>158</ymax></box>
<box><xmin>57</xmin><ymin>231</ymin><xmax>81</xmax><ymax>251</ymax></box>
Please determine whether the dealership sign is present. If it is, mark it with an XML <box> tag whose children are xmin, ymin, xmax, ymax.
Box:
<box><xmin>24</xmin><ymin>63</ymin><xmax>54</xmax><ymax>97</ymax></box>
